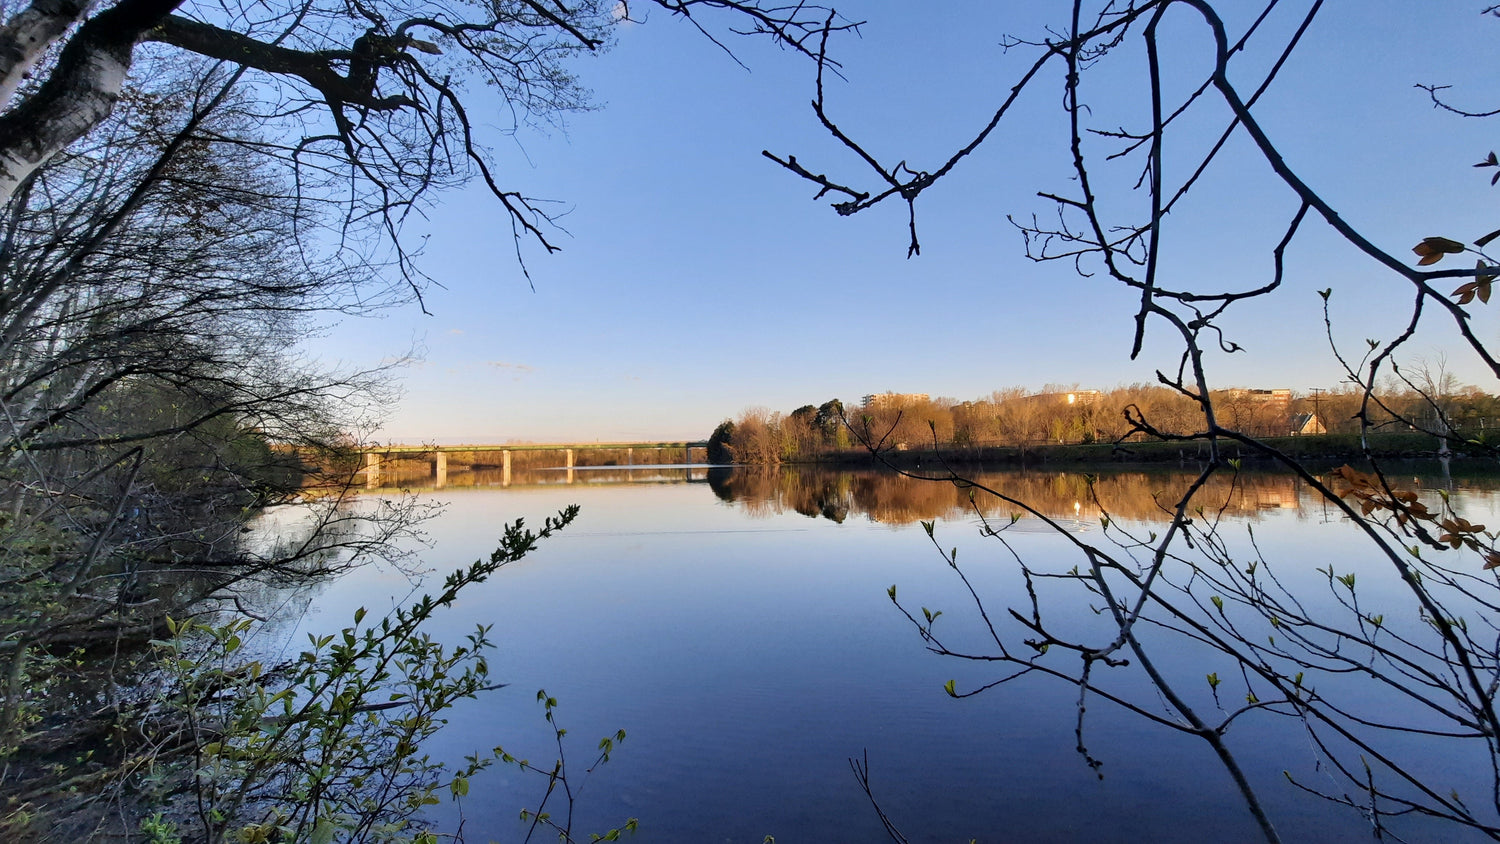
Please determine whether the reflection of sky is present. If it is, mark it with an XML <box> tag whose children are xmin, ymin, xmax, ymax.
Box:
<box><xmin>267</xmin><ymin>474</ymin><xmax>1495</xmax><ymax>842</ymax></box>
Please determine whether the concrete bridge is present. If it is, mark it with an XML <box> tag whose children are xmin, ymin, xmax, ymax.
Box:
<box><xmin>359</xmin><ymin>441</ymin><xmax>710</xmax><ymax>488</ymax></box>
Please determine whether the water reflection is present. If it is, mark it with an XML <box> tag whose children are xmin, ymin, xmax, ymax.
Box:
<box><xmin>362</xmin><ymin>458</ymin><xmax>1500</xmax><ymax>527</ymax></box>
<box><xmin>704</xmin><ymin>464</ymin><xmax>1500</xmax><ymax>525</ymax></box>
<box><xmin>289</xmin><ymin>463</ymin><xmax>1500</xmax><ymax>842</ymax></box>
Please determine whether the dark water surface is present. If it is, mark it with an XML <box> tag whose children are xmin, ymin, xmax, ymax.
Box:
<box><xmin>277</xmin><ymin>465</ymin><xmax>1500</xmax><ymax>842</ymax></box>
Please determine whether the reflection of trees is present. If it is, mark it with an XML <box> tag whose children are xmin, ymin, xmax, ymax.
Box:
<box><xmin>706</xmin><ymin>466</ymin><xmax>1497</xmax><ymax>525</ymax></box>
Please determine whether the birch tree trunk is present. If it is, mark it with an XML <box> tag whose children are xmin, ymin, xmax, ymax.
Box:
<box><xmin>0</xmin><ymin>0</ymin><xmax>183</xmax><ymax>205</ymax></box>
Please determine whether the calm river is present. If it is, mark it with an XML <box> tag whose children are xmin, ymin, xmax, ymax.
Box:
<box><xmin>273</xmin><ymin>464</ymin><xmax>1500</xmax><ymax>842</ymax></box>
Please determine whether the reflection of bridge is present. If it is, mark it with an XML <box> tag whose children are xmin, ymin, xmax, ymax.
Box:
<box><xmin>360</xmin><ymin>441</ymin><xmax>710</xmax><ymax>488</ymax></box>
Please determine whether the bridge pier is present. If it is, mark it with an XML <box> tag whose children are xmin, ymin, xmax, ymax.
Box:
<box><xmin>364</xmin><ymin>452</ymin><xmax>381</xmax><ymax>488</ymax></box>
<box><xmin>353</xmin><ymin>441</ymin><xmax>707</xmax><ymax>489</ymax></box>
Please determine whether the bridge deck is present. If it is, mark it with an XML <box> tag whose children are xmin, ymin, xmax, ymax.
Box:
<box><xmin>365</xmin><ymin>441</ymin><xmax>708</xmax><ymax>454</ymax></box>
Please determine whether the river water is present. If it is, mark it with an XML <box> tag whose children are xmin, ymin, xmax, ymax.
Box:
<box><xmin>272</xmin><ymin>464</ymin><xmax>1500</xmax><ymax>842</ymax></box>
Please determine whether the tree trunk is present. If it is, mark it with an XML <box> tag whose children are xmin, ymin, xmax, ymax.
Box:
<box><xmin>0</xmin><ymin>0</ymin><xmax>184</xmax><ymax>204</ymax></box>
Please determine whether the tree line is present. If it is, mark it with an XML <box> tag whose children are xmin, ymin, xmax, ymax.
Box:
<box><xmin>708</xmin><ymin>382</ymin><xmax>1500</xmax><ymax>464</ymax></box>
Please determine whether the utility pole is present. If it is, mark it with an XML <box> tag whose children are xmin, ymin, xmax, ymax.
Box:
<box><xmin>1310</xmin><ymin>387</ymin><xmax>1323</xmax><ymax>434</ymax></box>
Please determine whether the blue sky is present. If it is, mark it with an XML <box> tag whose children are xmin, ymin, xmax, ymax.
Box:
<box><xmin>311</xmin><ymin>1</ymin><xmax>1500</xmax><ymax>443</ymax></box>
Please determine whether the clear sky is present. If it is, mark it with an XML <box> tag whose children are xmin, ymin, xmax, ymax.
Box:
<box><xmin>309</xmin><ymin>1</ymin><xmax>1500</xmax><ymax>444</ymax></box>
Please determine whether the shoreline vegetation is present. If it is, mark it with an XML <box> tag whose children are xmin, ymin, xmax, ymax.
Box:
<box><xmin>707</xmin><ymin>389</ymin><xmax>1500</xmax><ymax>469</ymax></box>
<box><xmin>744</xmin><ymin>432</ymin><xmax>1490</xmax><ymax>469</ymax></box>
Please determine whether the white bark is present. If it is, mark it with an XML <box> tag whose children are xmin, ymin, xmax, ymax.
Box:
<box><xmin>0</xmin><ymin>41</ymin><xmax>124</xmax><ymax>206</ymax></box>
<box><xmin>0</xmin><ymin>0</ymin><xmax>182</xmax><ymax>207</ymax></box>
<box><xmin>0</xmin><ymin>0</ymin><xmax>94</xmax><ymax>110</ymax></box>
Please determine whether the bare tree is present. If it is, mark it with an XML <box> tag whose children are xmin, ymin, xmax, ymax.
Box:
<box><xmin>0</xmin><ymin>59</ymin><xmax>437</xmax><ymax>782</ymax></box>
<box><xmin>0</xmin><ymin>3</ymin><xmax>871</xmax><ymax>835</ymax></box>
<box><xmin>765</xmin><ymin>3</ymin><xmax>1500</xmax><ymax>840</ymax></box>
<box><xmin>0</xmin><ymin>0</ymin><xmax>857</xmax><ymax>292</ymax></box>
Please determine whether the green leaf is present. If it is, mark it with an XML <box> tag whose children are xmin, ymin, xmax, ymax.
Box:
<box><xmin>944</xmin><ymin>679</ymin><xmax>957</xmax><ymax>697</ymax></box>
<box><xmin>310</xmin><ymin>818</ymin><xmax>336</xmax><ymax>844</ymax></box>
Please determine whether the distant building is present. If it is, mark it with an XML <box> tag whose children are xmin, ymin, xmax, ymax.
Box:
<box><xmin>1221</xmin><ymin>388</ymin><xmax>1292</xmax><ymax>413</ymax></box>
<box><xmin>1214</xmin><ymin>388</ymin><xmax>1294</xmax><ymax>436</ymax></box>
<box><xmin>862</xmin><ymin>392</ymin><xmax>930</xmax><ymax>410</ymax></box>
<box><xmin>1290</xmin><ymin>412</ymin><xmax>1326</xmax><ymax>436</ymax></box>
<box><xmin>1015</xmin><ymin>389</ymin><xmax>1102</xmax><ymax>407</ymax></box>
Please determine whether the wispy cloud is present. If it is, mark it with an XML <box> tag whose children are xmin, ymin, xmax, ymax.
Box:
<box><xmin>448</xmin><ymin>328</ymin><xmax>465</xmax><ymax>335</ymax></box>
<box><xmin>486</xmin><ymin>361</ymin><xmax>535</xmax><ymax>372</ymax></box>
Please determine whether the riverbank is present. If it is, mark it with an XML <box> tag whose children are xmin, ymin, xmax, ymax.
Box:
<box><xmin>773</xmin><ymin>432</ymin><xmax>1495</xmax><ymax>469</ymax></box>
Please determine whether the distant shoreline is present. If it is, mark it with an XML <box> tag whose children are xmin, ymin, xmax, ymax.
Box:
<box><xmin>736</xmin><ymin>433</ymin><xmax>1500</xmax><ymax>470</ymax></box>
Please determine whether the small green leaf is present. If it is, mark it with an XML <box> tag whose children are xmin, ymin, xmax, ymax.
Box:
<box><xmin>944</xmin><ymin>679</ymin><xmax>957</xmax><ymax>697</ymax></box>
